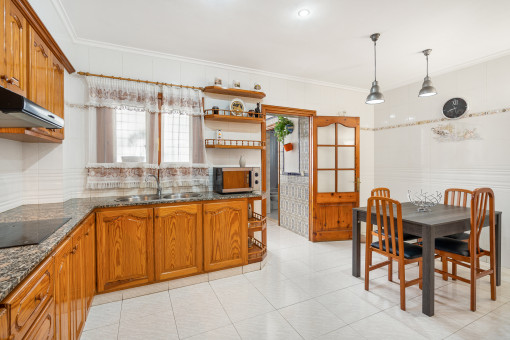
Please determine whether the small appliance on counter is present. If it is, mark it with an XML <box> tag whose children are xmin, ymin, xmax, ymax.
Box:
<box><xmin>213</xmin><ymin>167</ymin><xmax>260</xmax><ymax>194</ymax></box>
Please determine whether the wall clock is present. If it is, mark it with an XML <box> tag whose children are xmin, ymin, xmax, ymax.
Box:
<box><xmin>443</xmin><ymin>98</ymin><xmax>468</xmax><ymax>119</ymax></box>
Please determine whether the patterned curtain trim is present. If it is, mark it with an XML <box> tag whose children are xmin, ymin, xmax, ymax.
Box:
<box><xmin>160</xmin><ymin>85</ymin><xmax>203</xmax><ymax>116</ymax></box>
<box><xmin>86</xmin><ymin>76</ymin><xmax>160</xmax><ymax>113</ymax></box>
<box><xmin>159</xmin><ymin>162</ymin><xmax>209</xmax><ymax>189</ymax></box>
<box><xmin>86</xmin><ymin>163</ymin><xmax>158</xmax><ymax>189</ymax></box>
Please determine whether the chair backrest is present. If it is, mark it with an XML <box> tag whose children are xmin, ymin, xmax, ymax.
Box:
<box><xmin>371</xmin><ymin>187</ymin><xmax>390</xmax><ymax>198</ymax></box>
<box><xmin>470</xmin><ymin>188</ymin><xmax>495</xmax><ymax>254</ymax></box>
<box><xmin>444</xmin><ymin>188</ymin><xmax>473</xmax><ymax>207</ymax></box>
<box><xmin>366</xmin><ymin>196</ymin><xmax>404</xmax><ymax>259</ymax></box>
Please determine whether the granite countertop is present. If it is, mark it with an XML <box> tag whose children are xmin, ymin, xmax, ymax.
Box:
<box><xmin>0</xmin><ymin>191</ymin><xmax>261</xmax><ymax>302</ymax></box>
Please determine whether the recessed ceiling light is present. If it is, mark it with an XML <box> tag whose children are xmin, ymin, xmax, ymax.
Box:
<box><xmin>298</xmin><ymin>9</ymin><xmax>310</xmax><ymax>17</ymax></box>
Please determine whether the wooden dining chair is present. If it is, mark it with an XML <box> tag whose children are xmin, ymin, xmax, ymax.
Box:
<box><xmin>444</xmin><ymin>188</ymin><xmax>473</xmax><ymax>241</ymax></box>
<box><xmin>365</xmin><ymin>196</ymin><xmax>423</xmax><ymax>311</ymax></box>
<box><xmin>371</xmin><ymin>187</ymin><xmax>391</xmax><ymax>197</ymax></box>
<box><xmin>434</xmin><ymin>188</ymin><xmax>496</xmax><ymax>311</ymax></box>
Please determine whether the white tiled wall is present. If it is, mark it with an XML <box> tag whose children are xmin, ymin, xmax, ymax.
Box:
<box><xmin>0</xmin><ymin>1</ymin><xmax>375</xmax><ymax>214</ymax></box>
<box><xmin>374</xmin><ymin>54</ymin><xmax>510</xmax><ymax>268</ymax></box>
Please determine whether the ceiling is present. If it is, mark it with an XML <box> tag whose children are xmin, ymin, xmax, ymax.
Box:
<box><xmin>57</xmin><ymin>0</ymin><xmax>510</xmax><ymax>89</ymax></box>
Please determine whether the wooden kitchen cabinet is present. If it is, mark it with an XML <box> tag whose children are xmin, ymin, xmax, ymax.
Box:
<box><xmin>28</xmin><ymin>26</ymin><xmax>50</xmax><ymax>111</ymax></box>
<box><xmin>83</xmin><ymin>215</ymin><xmax>96</xmax><ymax>311</ymax></box>
<box><xmin>203</xmin><ymin>200</ymin><xmax>247</xmax><ymax>272</ymax></box>
<box><xmin>96</xmin><ymin>208</ymin><xmax>154</xmax><ymax>293</ymax></box>
<box><xmin>22</xmin><ymin>300</ymin><xmax>54</xmax><ymax>340</ymax></box>
<box><xmin>154</xmin><ymin>204</ymin><xmax>203</xmax><ymax>281</ymax></box>
<box><xmin>71</xmin><ymin>224</ymin><xmax>86</xmax><ymax>338</ymax></box>
<box><xmin>0</xmin><ymin>308</ymin><xmax>9</xmax><ymax>340</ymax></box>
<box><xmin>3</xmin><ymin>0</ymin><xmax>28</xmax><ymax>96</ymax></box>
<box><xmin>54</xmin><ymin>237</ymin><xmax>73</xmax><ymax>340</ymax></box>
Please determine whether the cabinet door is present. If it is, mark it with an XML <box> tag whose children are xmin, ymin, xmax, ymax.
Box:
<box><xmin>0</xmin><ymin>308</ymin><xmax>9</xmax><ymax>340</ymax></box>
<box><xmin>47</xmin><ymin>54</ymin><xmax>65</xmax><ymax>139</ymax></box>
<box><xmin>21</xmin><ymin>301</ymin><xmax>54</xmax><ymax>340</ymax></box>
<box><xmin>154</xmin><ymin>204</ymin><xmax>203</xmax><ymax>281</ymax></box>
<box><xmin>83</xmin><ymin>215</ymin><xmax>96</xmax><ymax>311</ymax></box>
<box><xmin>71</xmin><ymin>226</ymin><xmax>86</xmax><ymax>338</ymax></box>
<box><xmin>203</xmin><ymin>200</ymin><xmax>247</xmax><ymax>272</ymax></box>
<box><xmin>54</xmin><ymin>238</ymin><xmax>73</xmax><ymax>340</ymax></box>
<box><xmin>96</xmin><ymin>208</ymin><xmax>154</xmax><ymax>293</ymax></box>
<box><xmin>3</xmin><ymin>0</ymin><xmax>28</xmax><ymax>96</ymax></box>
<box><xmin>28</xmin><ymin>26</ymin><xmax>50</xmax><ymax>110</ymax></box>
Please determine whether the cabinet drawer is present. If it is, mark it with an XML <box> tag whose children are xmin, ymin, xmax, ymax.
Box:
<box><xmin>22</xmin><ymin>300</ymin><xmax>54</xmax><ymax>340</ymax></box>
<box><xmin>5</xmin><ymin>256</ymin><xmax>54</xmax><ymax>339</ymax></box>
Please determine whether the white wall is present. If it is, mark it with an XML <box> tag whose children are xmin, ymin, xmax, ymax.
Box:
<box><xmin>374</xmin><ymin>54</ymin><xmax>510</xmax><ymax>268</ymax></box>
<box><xmin>0</xmin><ymin>0</ymin><xmax>375</xmax><ymax>214</ymax></box>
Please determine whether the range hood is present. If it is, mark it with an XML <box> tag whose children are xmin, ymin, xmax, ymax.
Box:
<box><xmin>0</xmin><ymin>86</ymin><xmax>64</xmax><ymax>129</ymax></box>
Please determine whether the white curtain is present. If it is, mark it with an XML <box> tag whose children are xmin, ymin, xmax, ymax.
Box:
<box><xmin>86</xmin><ymin>76</ymin><xmax>159</xmax><ymax>189</ymax></box>
<box><xmin>160</xmin><ymin>85</ymin><xmax>202</xmax><ymax>116</ymax></box>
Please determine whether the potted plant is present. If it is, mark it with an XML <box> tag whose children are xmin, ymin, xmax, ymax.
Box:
<box><xmin>274</xmin><ymin>116</ymin><xmax>294</xmax><ymax>151</ymax></box>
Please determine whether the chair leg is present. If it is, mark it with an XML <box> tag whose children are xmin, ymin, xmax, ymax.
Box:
<box><xmin>490</xmin><ymin>253</ymin><xmax>497</xmax><ymax>301</ymax></box>
<box><xmin>365</xmin><ymin>248</ymin><xmax>371</xmax><ymax>291</ymax></box>
<box><xmin>388</xmin><ymin>257</ymin><xmax>393</xmax><ymax>282</ymax></box>
<box><xmin>418</xmin><ymin>260</ymin><xmax>423</xmax><ymax>290</ymax></box>
<box><xmin>470</xmin><ymin>257</ymin><xmax>477</xmax><ymax>312</ymax></box>
<box><xmin>452</xmin><ymin>262</ymin><xmax>457</xmax><ymax>281</ymax></box>
<box><xmin>399</xmin><ymin>261</ymin><xmax>406</xmax><ymax>311</ymax></box>
<box><xmin>442</xmin><ymin>256</ymin><xmax>448</xmax><ymax>281</ymax></box>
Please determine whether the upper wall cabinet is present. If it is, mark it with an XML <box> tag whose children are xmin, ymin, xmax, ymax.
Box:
<box><xmin>0</xmin><ymin>0</ymin><xmax>74</xmax><ymax>143</ymax></box>
<box><xmin>3</xmin><ymin>0</ymin><xmax>28</xmax><ymax>96</ymax></box>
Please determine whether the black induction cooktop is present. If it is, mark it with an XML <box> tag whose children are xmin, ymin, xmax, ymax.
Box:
<box><xmin>0</xmin><ymin>217</ymin><xmax>71</xmax><ymax>249</ymax></box>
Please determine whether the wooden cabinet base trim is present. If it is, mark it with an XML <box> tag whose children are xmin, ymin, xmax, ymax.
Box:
<box><xmin>0</xmin><ymin>128</ymin><xmax>62</xmax><ymax>143</ymax></box>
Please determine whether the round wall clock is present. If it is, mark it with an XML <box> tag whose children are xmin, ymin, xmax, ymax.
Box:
<box><xmin>443</xmin><ymin>98</ymin><xmax>468</xmax><ymax>119</ymax></box>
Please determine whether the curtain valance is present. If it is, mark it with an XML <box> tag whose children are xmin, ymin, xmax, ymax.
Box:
<box><xmin>86</xmin><ymin>76</ymin><xmax>160</xmax><ymax>113</ymax></box>
<box><xmin>85</xmin><ymin>163</ymin><xmax>159</xmax><ymax>189</ymax></box>
<box><xmin>160</xmin><ymin>85</ymin><xmax>203</xmax><ymax>116</ymax></box>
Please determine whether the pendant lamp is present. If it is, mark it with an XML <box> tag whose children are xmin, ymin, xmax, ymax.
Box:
<box><xmin>366</xmin><ymin>33</ymin><xmax>385</xmax><ymax>105</ymax></box>
<box><xmin>418</xmin><ymin>49</ymin><xmax>437</xmax><ymax>97</ymax></box>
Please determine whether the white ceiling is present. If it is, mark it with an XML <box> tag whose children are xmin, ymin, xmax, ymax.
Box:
<box><xmin>57</xmin><ymin>0</ymin><xmax>510</xmax><ymax>89</ymax></box>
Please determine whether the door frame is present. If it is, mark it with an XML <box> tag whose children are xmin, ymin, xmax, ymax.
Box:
<box><xmin>261</xmin><ymin>105</ymin><xmax>316</xmax><ymax>240</ymax></box>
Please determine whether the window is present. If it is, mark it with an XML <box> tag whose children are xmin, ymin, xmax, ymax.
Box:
<box><xmin>115</xmin><ymin>109</ymin><xmax>148</xmax><ymax>162</ymax></box>
<box><xmin>162</xmin><ymin>114</ymin><xmax>191</xmax><ymax>163</ymax></box>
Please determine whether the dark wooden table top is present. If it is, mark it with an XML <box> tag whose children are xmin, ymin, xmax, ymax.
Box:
<box><xmin>353</xmin><ymin>202</ymin><xmax>501</xmax><ymax>227</ymax></box>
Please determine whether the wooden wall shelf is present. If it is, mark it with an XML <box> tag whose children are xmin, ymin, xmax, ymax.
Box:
<box><xmin>205</xmin><ymin>139</ymin><xmax>265</xmax><ymax>149</ymax></box>
<box><xmin>204</xmin><ymin>109</ymin><xmax>265</xmax><ymax>123</ymax></box>
<box><xmin>248</xmin><ymin>212</ymin><xmax>267</xmax><ymax>232</ymax></box>
<box><xmin>204</xmin><ymin>86</ymin><xmax>266</xmax><ymax>99</ymax></box>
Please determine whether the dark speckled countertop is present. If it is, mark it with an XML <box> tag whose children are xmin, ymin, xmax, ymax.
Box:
<box><xmin>0</xmin><ymin>192</ymin><xmax>261</xmax><ymax>302</ymax></box>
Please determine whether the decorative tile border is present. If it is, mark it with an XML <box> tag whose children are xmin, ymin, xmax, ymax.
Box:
<box><xmin>360</xmin><ymin>107</ymin><xmax>510</xmax><ymax>132</ymax></box>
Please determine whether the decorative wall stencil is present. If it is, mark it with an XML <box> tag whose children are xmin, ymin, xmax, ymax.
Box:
<box><xmin>431</xmin><ymin>123</ymin><xmax>480</xmax><ymax>142</ymax></box>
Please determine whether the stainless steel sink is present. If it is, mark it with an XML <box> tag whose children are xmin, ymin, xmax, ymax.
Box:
<box><xmin>114</xmin><ymin>194</ymin><xmax>163</xmax><ymax>202</ymax></box>
<box><xmin>162</xmin><ymin>193</ymin><xmax>202</xmax><ymax>200</ymax></box>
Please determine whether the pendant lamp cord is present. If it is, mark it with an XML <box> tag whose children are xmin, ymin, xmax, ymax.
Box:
<box><xmin>426</xmin><ymin>54</ymin><xmax>429</xmax><ymax>77</ymax></box>
<box><xmin>374</xmin><ymin>40</ymin><xmax>377</xmax><ymax>81</ymax></box>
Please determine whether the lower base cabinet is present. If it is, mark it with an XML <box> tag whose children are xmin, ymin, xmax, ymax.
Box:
<box><xmin>23</xmin><ymin>301</ymin><xmax>55</xmax><ymax>340</ymax></box>
<box><xmin>96</xmin><ymin>208</ymin><xmax>154</xmax><ymax>293</ymax></box>
<box><xmin>54</xmin><ymin>238</ymin><xmax>73</xmax><ymax>340</ymax></box>
<box><xmin>0</xmin><ymin>309</ymin><xmax>8</xmax><ymax>340</ymax></box>
<box><xmin>154</xmin><ymin>204</ymin><xmax>203</xmax><ymax>281</ymax></box>
<box><xmin>203</xmin><ymin>201</ymin><xmax>248</xmax><ymax>272</ymax></box>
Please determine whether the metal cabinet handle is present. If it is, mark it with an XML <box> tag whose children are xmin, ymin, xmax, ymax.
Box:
<box><xmin>1</xmin><ymin>75</ymin><xmax>13</xmax><ymax>84</ymax></box>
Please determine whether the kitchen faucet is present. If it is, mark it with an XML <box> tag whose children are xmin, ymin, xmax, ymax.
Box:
<box><xmin>146</xmin><ymin>174</ymin><xmax>162</xmax><ymax>197</ymax></box>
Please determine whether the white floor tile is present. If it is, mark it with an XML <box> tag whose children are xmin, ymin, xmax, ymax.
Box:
<box><xmin>316</xmin><ymin>325</ymin><xmax>366</xmax><ymax>340</ymax></box>
<box><xmin>120</xmin><ymin>291</ymin><xmax>173</xmax><ymax>322</ymax></box>
<box><xmin>81</xmin><ymin>323</ymin><xmax>119</xmax><ymax>340</ymax></box>
<box><xmin>234</xmin><ymin>311</ymin><xmax>302</xmax><ymax>340</ymax></box>
<box><xmin>117</xmin><ymin>312</ymin><xmax>178</xmax><ymax>340</ymax></box>
<box><xmin>315</xmin><ymin>288</ymin><xmax>381</xmax><ymax>324</ymax></box>
<box><xmin>186</xmin><ymin>324</ymin><xmax>241</xmax><ymax>340</ymax></box>
<box><xmin>350</xmin><ymin>311</ymin><xmax>427</xmax><ymax>340</ymax></box>
<box><xmin>279</xmin><ymin>300</ymin><xmax>346</xmax><ymax>339</ymax></box>
<box><xmin>83</xmin><ymin>301</ymin><xmax>122</xmax><ymax>331</ymax></box>
<box><xmin>252</xmin><ymin>278</ymin><xmax>311</xmax><ymax>309</ymax></box>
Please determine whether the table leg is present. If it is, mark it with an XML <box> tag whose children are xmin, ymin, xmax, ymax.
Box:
<box><xmin>352</xmin><ymin>210</ymin><xmax>361</xmax><ymax>277</ymax></box>
<box><xmin>422</xmin><ymin>226</ymin><xmax>435</xmax><ymax>316</ymax></box>
<box><xmin>496</xmin><ymin>213</ymin><xmax>502</xmax><ymax>286</ymax></box>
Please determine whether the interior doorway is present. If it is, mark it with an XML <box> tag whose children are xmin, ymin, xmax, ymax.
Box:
<box><xmin>262</xmin><ymin>105</ymin><xmax>315</xmax><ymax>239</ymax></box>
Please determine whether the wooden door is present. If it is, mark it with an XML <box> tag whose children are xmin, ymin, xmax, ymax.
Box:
<box><xmin>96</xmin><ymin>208</ymin><xmax>154</xmax><ymax>293</ymax></box>
<box><xmin>154</xmin><ymin>204</ymin><xmax>203</xmax><ymax>281</ymax></box>
<box><xmin>0</xmin><ymin>308</ymin><xmax>9</xmax><ymax>340</ymax></box>
<box><xmin>312</xmin><ymin>116</ymin><xmax>360</xmax><ymax>241</ymax></box>
<box><xmin>28</xmin><ymin>26</ymin><xmax>50</xmax><ymax>110</ymax></box>
<box><xmin>54</xmin><ymin>238</ymin><xmax>73</xmax><ymax>340</ymax></box>
<box><xmin>83</xmin><ymin>215</ymin><xmax>96</xmax><ymax>311</ymax></box>
<box><xmin>4</xmin><ymin>0</ymin><xmax>28</xmax><ymax>96</ymax></box>
<box><xmin>203</xmin><ymin>200</ymin><xmax>247</xmax><ymax>271</ymax></box>
<box><xmin>71</xmin><ymin>226</ymin><xmax>86</xmax><ymax>337</ymax></box>
<box><xmin>48</xmin><ymin>54</ymin><xmax>65</xmax><ymax>139</ymax></box>
<box><xmin>21</xmin><ymin>301</ymin><xmax>54</xmax><ymax>340</ymax></box>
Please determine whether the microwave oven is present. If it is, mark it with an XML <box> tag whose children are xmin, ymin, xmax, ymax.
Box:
<box><xmin>213</xmin><ymin>167</ymin><xmax>260</xmax><ymax>194</ymax></box>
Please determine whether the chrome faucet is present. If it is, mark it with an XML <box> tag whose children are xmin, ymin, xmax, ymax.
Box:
<box><xmin>146</xmin><ymin>174</ymin><xmax>162</xmax><ymax>197</ymax></box>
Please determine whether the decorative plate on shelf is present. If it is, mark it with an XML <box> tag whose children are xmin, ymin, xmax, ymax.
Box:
<box><xmin>230</xmin><ymin>98</ymin><xmax>245</xmax><ymax>116</ymax></box>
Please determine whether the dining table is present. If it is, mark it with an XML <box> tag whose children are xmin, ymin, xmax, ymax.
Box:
<box><xmin>351</xmin><ymin>202</ymin><xmax>502</xmax><ymax>316</ymax></box>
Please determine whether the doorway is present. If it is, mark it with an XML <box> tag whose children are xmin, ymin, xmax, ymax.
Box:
<box><xmin>262</xmin><ymin>105</ymin><xmax>315</xmax><ymax>239</ymax></box>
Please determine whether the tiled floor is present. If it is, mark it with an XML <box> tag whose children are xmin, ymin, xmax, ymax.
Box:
<box><xmin>82</xmin><ymin>219</ymin><xmax>510</xmax><ymax>339</ymax></box>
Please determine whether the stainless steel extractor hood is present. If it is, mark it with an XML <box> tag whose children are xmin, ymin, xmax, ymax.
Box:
<box><xmin>0</xmin><ymin>86</ymin><xmax>64</xmax><ymax>129</ymax></box>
